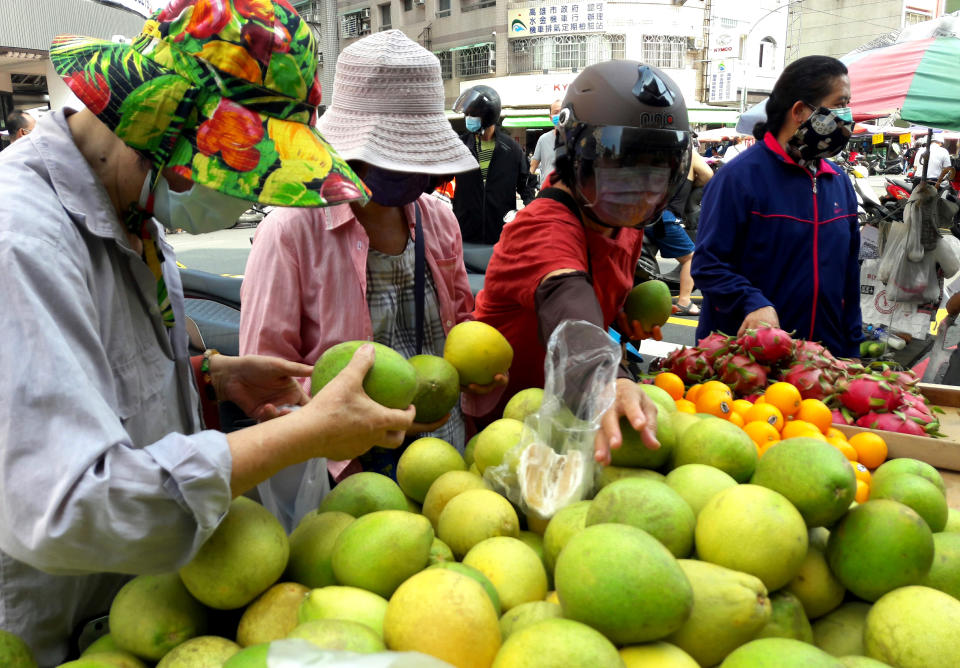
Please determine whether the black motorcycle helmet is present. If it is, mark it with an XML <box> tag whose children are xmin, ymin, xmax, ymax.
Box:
<box><xmin>556</xmin><ymin>61</ymin><xmax>692</xmax><ymax>228</ymax></box>
<box><xmin>453</xmin><ymin>85</ymin><xmax>502</xmax><ymax>129</ymax></box>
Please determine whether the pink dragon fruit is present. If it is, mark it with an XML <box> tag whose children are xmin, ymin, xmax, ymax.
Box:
<box><xmin>714</xmin><ymin>352</ymin><xmax>768</xmax><ymax>395</ymax></box>
<box><xmin>737</xmin><ymin>326</ymin><xmax>795</xmax><ymax>365</ymax></box>
<box><xmin>831</xmin><ymin>408</ymin><xmax>852</xmax><ymax>425</ymax></box>
<box><xmin>898</xmin><ymin>391</ymin><xmax>933</xmax><ymax>416</ymax></box>
<box><xmin>662</xmin><ymin>347</ymin><xmax>715</xmax><ymax>384</ymax></box>
<box><xmin>697</xmin><ymin>332</ymin><xmax>736</xmax><ymax>366</ymax></box>
<box><xmin>838</xmin><ymin>376</ymin><xmax>902</xmax><ymax>416</ymax></box>
<box><xmin>779</xmin><ymin>362</ymin><xmax>839</xmax><ymax>401</ymax></box>
<box><xmin>880</xmin><ymin>368</ymin><xmax>920</xmax><ymax>392</ymax></box>
<box><xmin>792</xmin><ymin>340</ymin><xmax>837</xmax><ymax>365</ymax></box>
<box><xmin>855</xmin><ymin>411</ymin><xmax>927</xmax><ymax>436</ymax></box>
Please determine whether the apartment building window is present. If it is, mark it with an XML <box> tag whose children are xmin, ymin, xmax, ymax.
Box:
<box><xmin>642</xmin><ymin>35</ymin><xmax>685</xmax><ymax>69</ymax></box>
<box><xmin>461</xmin><ymin>0</ymin><xmax>496</xmax><ymax>12</ymax></box>
<box><xmin>437</xmin><ymin>0</ymin><xmax>451</xmax><ymax>17</ymax></box>
<box><xmin>435</xmin><ymin>50</ymin><xmax>453</xmax><ymax>79</ymax></box>
<box><xmin>455</xmin><ymin>43</ymin><xmax>494</xmax><ymax>77</ymax></box>
<box><xmin>758</xmin><ymin>36</ymin><xmax>777</xmax><ymax>70</ymax></box>
<box><xmin>508</xmin><ymin>34</ymin><xmax>624</xmax><ymax>74</ymax></box>
<box><xmin>404</xmin><ymin>0</ymin><xmax>413</xmax><ymax>9</ymax></box>
<box><xmin>380</xmin><ymin>3</ymin><xmax>392</xmax><ymax>29</ymax></box>
<box><xmin>341</xmin><ymin>9</ymin><xmax>371</xmax><ymax>38</ymax></box>
<box><xmin>904</xmin><ymin>10</ymin><xmax>930</xmax><ymax>26</ymax></box>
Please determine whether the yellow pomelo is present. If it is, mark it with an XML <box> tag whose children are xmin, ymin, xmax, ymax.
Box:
<box><xmin>516</xmin><ymin>530</ymin><xmax>550</xmax><ymax>587</ymax></box>
<box><xmin>155</xmin><ymin>636</ymin><xmax>240</xmax><ymax>668</ymax></box>
<box><xmin>58</xmin><ymin>653</ymin><xmax>146</xmax><ymax>668</ymax></box>
<box><xmin>179</xmin><ymin>497</ymin><xmax>289</xmax><ymax>610</ymax></box>
<box><xmin>555</xmin><ymin>523</ymin><xmax>693</xmax><ymax>645</ymax></box>
<box><xmin>624</xmin><ymin>280</ymin><xmax>672</xmax><ymax>329</ymax></box>
<box><xmin>286</xmin><ymin>619</ymin><xmax>385</xmax><ymax>653</ymax></box>
<box><xmin>664</xmin><ymin>463</ymin><xmax>738</xmax><ymax>517</ymax></box>
<box><xmin>503</xmin><ymin>388</ymin><xmax>544</xmax><ymax>422</ymax></box>
<box><xmin>444</xmin><ymin>321</ymin><xmax>513</xmax><ymax>386</ymax></box>
<box><xmin>397</xmin><ymin>437</ymin><xmax>466</xmax><ymax>503</ymax></box>
<box><xmin>944</xmin><ymin>507</ymin><xmax>960</xmax><ymax>532</ymax></box>
<box><xmin>720</xmin><ymin>637</ymin><xmax>843</xmax><ymax>667</ymax></box>
<box><xmin>408</xmin><ymin>354</ymin><xmax>461</xmax><ymax>423</ymax></box>
<box><xmin>598</xmin><ymin>466</ymin><xmax>665</xmax><ymax>489</ymax></box>
<box><xmin>525</xmin><ymin>511</ymin><xmax>550</xmax><ymax>535</ymax></box>
<box><xmin>865</xmin><ymin>586</ymin><xmax>960</xmax><ymax>667</ymax></box>
<box><xmin>422</xmin><ymin>470</ymin><xmax>490</xmax><ymax>530</ymax></box>
<box><xmin>812</xmin><ymin>602</ymin><xmax>871</xmax><ymax>657</ymax></box>
<box><xmin>837</xmin><ymin>657</ymin><xmax>890</xmax><ymax>668</ymax></box>
<box><xmin>463</xmin><ymin>537</ymin><xmax>548</xmax><ymax>611</ymax></box>
<box><xmin>298</xmin><ymin>586</ymin><xmax>388</xmax><ymax>637</ymax></box>
<box><xmin>109</xmin><ymin>573</ymin><xmax>206</xmax><ymax>661</ymax></box>
<box><xmin>311</xmin><ymin>341</ymin><xmax>417</xmax><ymax>409</ymax></box>
<box><xmin>696</xmin><ymin>484</ymin><xmax>808</xmax><ymax>591</ymax></box>
<box><xmin>429</xmin><ymin>561</ymin><xmax>502</xmax><ymax>614</ymax></box>
<box><xmin>317</xmin><ymin>472</ymin><xmax>408</xmax><ymax>517</ymax></box>
<box><xmin>499</xmin><ymin>601</ymin><xmax>563</xmax><ymax>641</ymax></box>
<box><xmin>785</xmin><ymin>537</ymin><xmax>846</xmax><ymax>620</ymax></box>
<box><xmin>464</xmin><ymin>433</ymin><xmax>479</xmax><ymax>467</ymax></box>
<box><xmin>285</xmin><ymin>511</ymin><xmax>354</xmax><ymax>589</ymax></box>
<box><xmin>81</xmin><ymin>635</ymin><xmax>119</xmax><ymax>656</ymax></box>
<box><xmin>869</xmin><ymin>473</ymin><xmax>948</xmax><ymax>532</ymax></box>
<box><xmin>542</xmin><ymin>499</ymin><xmax>590</xmax><ymax>574</ymax></box>
<box><xmin>384</xmin><ymin>568</ymin><xmax>501</xmax><ymax>668</ymax></box>
<box><xmin>673</xmin><ymin>418</ymin><xmax>758</xmax><ymax>482</ymax></box>
<box><xmin>0</xmin><ymin>630</ymin><xmax>36</xmax><ymax>668</ymax></box>
<box><xmin>236</xmin><ymin>582</ymin><xmax>309</xmax><ymax>647</ymax></box>
<box><xmin>331</xmin><ymin>510</ymin><xmax>433</xmax><ymax>598</ymax></box>
<box><xmin>474</xmin><ymin>418</ymin><xmax>533</xmax><ymax>474</ymax></box>
<box><xmin>620</xmin><ymin>642</ymin><xmax>700</xmax><ymax>668</ymax></box>
<box><xmin>492</xmin><ymin>618</ymin><xmax>623</xmax><ymax>668</ymax></box>
<box><xmin>437</xmin><ymin>488</ymin><xmax>519</xmax><ymax>559</ymax></box>
<box><xmin>921</xmin><ymin>531</ymin><xmax>960</xmax><ymax>599</ymax></box>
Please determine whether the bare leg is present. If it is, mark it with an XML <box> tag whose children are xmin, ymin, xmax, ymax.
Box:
<box><xmin>676</xmin><ymin>252</ymin><xmax>699</xmax><ymax>314</ymax></box>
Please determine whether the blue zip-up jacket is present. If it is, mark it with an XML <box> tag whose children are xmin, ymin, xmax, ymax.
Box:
<box><xmin>691</xmin><ymin>133</ymin><xmax>863</xmax><ymax>357</ymax></box>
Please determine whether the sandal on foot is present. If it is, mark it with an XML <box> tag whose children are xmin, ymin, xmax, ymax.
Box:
<box><xmin>675</xmin><ymin>302</ymin><xmax>700</xmax><ymax>316</ymax></box>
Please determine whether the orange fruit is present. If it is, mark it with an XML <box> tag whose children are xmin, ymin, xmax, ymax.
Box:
<box><xmin>685</xmin><ymin>384</ymin><xmax>704</xmax><ymax>402</ymax></box>
<box><xmin>754</xmin><ymin>395</ymin><xmax>767</xmax><ymax>405</ymax></box>
<box><xmin>848</xmin><ymin>432</ymin><xmax>888</xmax><ymax>469</ymax></box>
<box><xmin>744</xmin><ymin>421</ymin><xmax>781</xmax><ymax>451</ymax></box>
<box><xmin>764</xmin><ymin>382</ymin><xmax>802</xmax><ymax>417</ymax></box>
<box><xmin>675</xmin><ymin>398</ymin><xmax>697</xmax><ymax>414</ymax></box>
<box><xmin>654</xmin><ymin>372</ymin><xmax>685</xmax><ymax>401</ymax></box>
<box><xmin>732</xmin><ymin>399</ymin><xmax>754</xmax><ymax>418</ymax></box>
<box><xmin>695</xmin><ymin>389</ymin><xmax>733</xmax><ymax>419</ymax></box>
<box><xmin>744</xmin><ymin>403</ymin><xmax>785</xmax><ymax>432</ymax></box>
<box><xmin>851</xmin><ymin>461</ymin><xmax>871</xmax><ymax>485</ymax></box>
<box><xmin>781</xmin><ymin>419</ymin><xmax>819</xmax><ymax>440</ymax></box>
<box><xmin>797</xmin><ymin>398</ymin><xmax>832</xmax><ymax>434</ymax></box>
<box><xmin>828</xmin><ymin>438</ymin><xmax>858</xmax><ymax>461</ymax></box>
<box><xmin>805</xmin><ymin>432</ymin><xmax>829</xmax><ymax>442</ymax></box>
<box><xmin>826</xmin><ymin>427</ymin><xmax>846</xmax><ymax>441</ymax></box>
<box><xmin>729</xmin><ymin>411</ymin><xmax>745</xmax><ymax>428</ymax></box>
<box><xmin>701</xmin><ymin>380</ymin><xmax>733</xmax><ymax>398</ymax></box>
<box><xmin>855</xmin><ymin>479</ymin><xmax>870</xmax><ymax>503</ymax></box>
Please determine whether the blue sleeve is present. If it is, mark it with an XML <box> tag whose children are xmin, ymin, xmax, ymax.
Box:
<box><xmin>691</xmin><ymin>167</ymin><xmax>773</xmax><ymax>319</ymax></box>
<box><xmin>842</xmin><ymin>187</ymin><xmax>864</xmax><ymax>357</ymax></box>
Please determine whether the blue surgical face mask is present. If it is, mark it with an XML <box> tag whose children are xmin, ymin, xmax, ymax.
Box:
<box><xmin>363</xmin><ymin>165</ymin><xmax>431</xmax><ymax>207</ymax></box>
<box><xmin>830</xmin><ymin>106</ymin><xmax>854</xmax><ymax>123</ymax></box>
<box><xmin>145</xmin><ymin>172</ymin><xmax>252</xmax><ymax>235</ymax></box>
<box><xmin>551</xmin><ymin>114</ymin><xmax>560</xmax><ymax>126</ymax></box>
<box><xmin>465</xmin><ymin>116</ymin><xmax>482</xmax><ymax>133</ymax></box>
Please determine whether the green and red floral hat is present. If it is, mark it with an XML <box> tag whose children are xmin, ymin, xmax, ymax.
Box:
<box><xmin>50</xmin><ymin>0</ymin><xmax>367</xmax><ymax>207</ymax></box>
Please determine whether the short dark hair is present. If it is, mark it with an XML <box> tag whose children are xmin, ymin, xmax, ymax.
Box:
<box><xmin>754</xmin><ymin>56</ymin><xmax>848</xmax><ymax>140</ymax></box>
<box><xmin>5</xmin><ymin>110</ymin><xmax>33</xmax><ymax>136</ymax></box>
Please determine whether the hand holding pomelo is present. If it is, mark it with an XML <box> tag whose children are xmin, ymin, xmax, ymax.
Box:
<box><xmin>624</xmin><ymin>280</ymin><xmax>672</xmax><ymax>330</ymax></box>
<box><xmin>443</xmin><ymin>321</ymin><xmax>513</xmax><ymax>386</ymax></box>
<box><xmin>311</xmin><ymin>341</ymin><xmax>417</xmax><ymax>409</ymax></box>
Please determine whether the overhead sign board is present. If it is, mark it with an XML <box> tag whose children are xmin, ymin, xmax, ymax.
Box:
<box><xmin>509</xmin><ymin>2</ymin><xmax>606</xmax><ymax>38</ymax></box>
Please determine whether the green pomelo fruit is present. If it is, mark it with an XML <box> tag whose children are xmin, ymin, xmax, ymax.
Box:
<box><xmin>555</xmin><ymin>523</ymin><xmax>694</xmax><ymax>645</ymax></box>
<box><xmin>286</xmin><ymin>619</ymin><xmax>385</xmax><ymax>653</ymax></box>
<box><xmin>785</xmin><ymin>539</ymin><xmax>846</xmax><ymax>620</ymax></box>
<box><xmin>620</xmin><ymin>642</ymin><xmax>699</xmax><ymax>668</ymax></box>
<box><xmin>421</xmin><ymin>470</ymin><xmax>489</xmax><ymax>530</ymax></box>
<box><xmin>665</xmin><ymin>463</ymin><xmax>738</xmax><ymax>518</ymax></box>
<box><xmin>491</xmin><ymin>618</ymin><xmax>623</xmax><ymax>668</ymax></box>
<box><xmin>474</xmin><ymin>418</ymin><xmax>532</xmax><ymax>474</ymax></box>
<box><xmin>396</xmin><ymin>437</ymin><xmax>466</xmax><ymax>503</ymax></box>
<box><xmin>0</xmin><ymin>630</ymin><xmax>36</xmax><ymax>668</ymax></box>
<box><xmin>944</xmin><ymin>507</ymin><xmax>960</xmax><ymax>532</ymax></box>
<box><xmin>316</xmin><ymin>472</ymin><xmax>408</xmax><ymax>517</ymax></box>
<box><xmin>597</xmin><ymin>466</ymin><xmax>665</xmax><ymax>489</ymax></box>
<box><xmin>825</xmin><ymin>499</ymin><xmax>934</xmax><ymax>602</ymax></box>
<box><xmin>586</xmin><ymin>478</ymin><xmax>695</xmax><ymax>557</ymax></box>
<box><xmin>720</xmin><ymin>637</ymin><xmax>844</xmax><ymax>667</ymax></box>
<box><xmin>221</xmin><ymin>643</ymin><xmax>268</xmax><ymax>668</ymax></box>
<box><xmin>750</xmin><ymin>437</ymin><xmax>857</xmax><ymax>528</ymax></box>
<box><xmin>865</xmin><ymin>585</ymin><xmax>960</xmax><ymax>667</ymax></box>
<box><xmin>696</xmin><ymin>484</ymin><xmax>809</xmax><ymax>591</ymax></box>
<box><xmin>812</xmin><ymin>602</ymin><xmax>871</xmax><ymax>657</ymax></box>
<box><xmin>408</xmin><ymin>354</ymin><xmax>460</xmax><ymax>423</ymax></box>
<box><xmin>82</xmin><ymin>635</ymin><xmax>118</xmax><ymax>656</ymax></box>
<box><xmin>331</xmin><ymin>510</ymin><xmax>433</xmax><ymax>598</ymax></box>
<box><xmin>499</xmin><ymin>601</ymin><xmax>563</xmax><ymax>641</ymax></box>
<box><xmin>503</xmin><ymin>388</ymin><xmax>544</xmax><ymax>422</ymax></box>
<box><xmin>429</xmin><ymin>561</ymin><xmax>502</xmax><ymax>615</ymax></box>
<box><xmin>871</xmin><ymin>458</ymin><xmax>945</xmax><ymax>495</ymax></box>
<box><xmin>109</xmin><ymin>573</ymin><xmax>206</xmax><ymax>661</ymax></box>
<box><xmin>673</xmin><ymin>418</ymin><xmax>758</xmax><ymax>482</ymax></box>
<box><xmin>179</xmin><ymin>497</ymin><xmax>289</xmax><ymax>610</ymax></box>
<box><xmin>755</xmin><ymin>590</ymin><xmax>813</xmax><ymax>644</ymax></box>
<box><xmin>838</xmin><ymin>658</ymin><xmax>892</xmax><ymax>668</ymax></box>
<box><xmin>869</xmin><ymin>473</ymin><xmax>948</xmax><ymax>532</ymax></box>
<box><xmin>610</xmin><ymin>413</ymin><xmax>675</xmax><ymax>469</ymax></box>
<box><xmin>921</xmin><ymin>531</ymin><xmax>960</xmax><ymax>600</ymax></box>
<box><xmin>310</xmin><ymin>341</ymin><xmax>417</xmax><ymax>409</ymax></box>
<box><xmin>542</xmin><ymin>499</ymin><xmax>590</xmax><ymax>575</ymax></box>
<box><xmin>517</xmin><ymin>530</ymin><xmax>550</xmax><ymax>587</ymax></box>
<box><xmin>666</xmin><ymin>559</ymin><xmax>771</xmax><ymax>666</ymax></box>
<box><xmin>297</xmin><ymin>586</ymin><xmax>388</xmax><ymax>636</ymax></box>
<box><xmin>236</xmin><ymin>582</ymin><xmax>309</xmax><ymax>647</ymax></box>
<box><xmin>155</xmin><ymin>636</ymin><xmax>241</xmax><ymax>667</ymax></box>
<box><xmin>285</xmin><ymin>511</ymin><xmax>353</xmax><ymax>589</ymax></box>
<box><xmin>640</xmin><ymin>383</ymin><xmax>678</xmax><ymax>415</ymax></box>
<box><xmin>58</xmin><ymin>652</ymin><xmax>146</xmax><ymax>668</ymax></box>
<box><xmin>624</xmin><ymin>280</ymin><xmax>672</xmax><ymax>329</ymax></box>
<box><xmin>670</xmin><ymin>412</ymin><xmax>702</xmax><ymax>441</ymax></box>
<box><xmin>436</xmin><ymin>488</ymin><xmax>519</xmax><ymax>558</ymax></box>
<box><xmin>464</xmin><ymin>433</ymin><xmax>479</xmax><ymax>467</ymax></box>
<box><xmin>463</xmin><ymin>536</ymin><xmax>548</xmax><ymax>611</ymax></box>
<box><xmin>428</xmin><ymin>537</ymin><xmax>455</xmax><ymax>565</ymax></box>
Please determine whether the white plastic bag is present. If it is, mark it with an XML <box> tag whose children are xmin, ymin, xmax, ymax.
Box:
<box><xmin>263</xmin><ymin>640</ymin><xmax>455</xmax><ymax>667</ymax></box>
<box><xmin>485</xmin><ymin>320</ymin><xmax>619</xmax><ymax>519</ymax></box>
<box><xmin>257</xmin><ymin>457</ymin><xmax>330</xmax><ymax>534</ymax></box>
<box><xmin>935</xmin><ymin>235</ymin><xmax>960</xmax><ymax>278</ymax></box>
<box><xmin>877</xmin><ymin>221</ymin><xmax>908</xmax><ymax>284</ymax></box>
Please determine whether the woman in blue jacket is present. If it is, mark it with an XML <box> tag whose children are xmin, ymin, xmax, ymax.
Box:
<box><xmin>692</xmin><ymin>55</ymin><xmax>863</xmax><ymax>357</ymax></box>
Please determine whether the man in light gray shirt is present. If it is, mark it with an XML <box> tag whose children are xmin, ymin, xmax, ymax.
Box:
<box><xmin>531</xmin><ymin>99</ymin><xmax>563</xmax><ymax>188</ymax></box>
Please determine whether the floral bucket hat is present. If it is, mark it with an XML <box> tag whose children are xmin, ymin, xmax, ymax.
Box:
<box><xmin>50</xmin><ymin>0</ymin><xmax>367</xmax><ymax>207</ymax></box>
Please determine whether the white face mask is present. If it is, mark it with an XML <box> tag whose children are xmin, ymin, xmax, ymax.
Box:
<box><xmin>142</xmin><ymin>172</ymin><xmax>252</xmax><ymax>235</ymax></box>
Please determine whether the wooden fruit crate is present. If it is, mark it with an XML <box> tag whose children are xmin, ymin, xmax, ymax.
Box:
<box><xmin>834</xmin><ymin>383</ymin><xmax>960</xmax><ymax>510</ymax></box>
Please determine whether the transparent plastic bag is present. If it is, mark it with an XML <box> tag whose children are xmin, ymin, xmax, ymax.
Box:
<box><xmin>887</xmin><ymin>252</ymin><xmax>938</xmax><ymax>302</ymax></box>
<box><xmin>935</xmin><ymin>235</ymin><xmax>960</xmax><ymax>278</ymax></box>
<box><xmin>263</xmin><ymin>640</ymin><xmax>455</xmax><ymax>667</ymax></box>
<box><xmin>877</xmin><ymin>221</ymin><xmax>908</xmax><ymax>284</ymax></box>
<box><xmin>257</xmin><ymin>456</ymin><xmax>330</xmax><ymax>534</ymax></box>
<box><xmin>485</xmin><ymin>320</ymin><xmax>619</xmax><ymax>520</ymax></box>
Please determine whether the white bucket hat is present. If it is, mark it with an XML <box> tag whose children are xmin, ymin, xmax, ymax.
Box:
<box><xmin>318</xmin><ymin>30</ymin><xmax>477</xmax><ymax>175</ymax></box>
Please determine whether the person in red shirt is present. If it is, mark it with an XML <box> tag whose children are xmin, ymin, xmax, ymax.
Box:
<box><xmin>473</xmin><ymin>61</ymin><xmax>693</xmax><ymax>463</ymax></box>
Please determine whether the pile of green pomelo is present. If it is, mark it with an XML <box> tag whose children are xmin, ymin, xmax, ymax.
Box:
<box><xmin>7</xmin><ymin>316</ymin><xmax>960</xmax><ymax>668</ymax></box>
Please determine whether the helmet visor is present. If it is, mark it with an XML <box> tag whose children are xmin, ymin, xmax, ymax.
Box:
<box><xmin>453</xmin><ymin>88</ymin><xmax>488</xmax><ymax>116</ymax></box>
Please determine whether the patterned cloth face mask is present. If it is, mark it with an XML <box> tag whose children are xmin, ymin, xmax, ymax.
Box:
<box><xmin>787</xmin><ymin>103</ymin><xmax>853</xmax><ymax>166</ymax></box>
